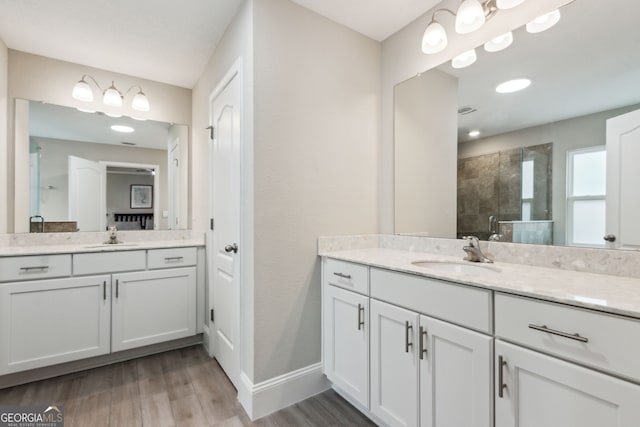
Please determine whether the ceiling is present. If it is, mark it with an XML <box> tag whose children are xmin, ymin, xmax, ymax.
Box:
<box><xmin>0</xmin><ymin>0</ymin><xmax>440</xmax><ymax>89</ymax></box>
<box><xmin>29</xmin><ymin>102</ymin><xmax>171</xmax><ymax>150</ymax></box>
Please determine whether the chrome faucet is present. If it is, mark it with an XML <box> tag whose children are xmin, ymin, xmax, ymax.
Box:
<box><xmin>105</xmin><ymin>225</ymin><xmax>120</xmax><ymax>244</ymax></box>
<box><xmin>463</xmin><ymin>236</ymin><xmax>493</xmax><ymax>263</ymax></box>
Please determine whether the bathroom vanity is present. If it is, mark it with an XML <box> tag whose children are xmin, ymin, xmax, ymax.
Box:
<box><xmin>320</xmin><ymin>236</ymin><xmax>640</xmax><ymax>427</ymax></box>
<box><xmin>0</xmin><ymin>232</ymin><xmax>205</xmax><ymax>386</ymax></box>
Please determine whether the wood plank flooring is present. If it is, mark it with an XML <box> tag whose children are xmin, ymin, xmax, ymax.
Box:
<box><xmin>0</xmin><ymin>345</ymin><xmax>376</xmax><ymax>426</ymax></box>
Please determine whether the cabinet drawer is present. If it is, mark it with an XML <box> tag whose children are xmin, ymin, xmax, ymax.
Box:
<box><xmin>495</xmin><ymin>293</ymin><xmax>640</xmax><ymax>383</ymax></box>
<box><xmin>323</xmin><ymin>258</ymin><xmax>369</xmax><ymax>295</ymax></box>
<box><xmin>148</xmin><ymin>247</ymin><xmax>197</xmax><ymax>269</ymax></box>
<box><xmin>370</xmin><ymin>268</ymin><xmax>492</xmax><ymax>333</ymax></box>
<box><xmin>0</xmin><ymin>255</ymin><xmax>71</xmax><ymax>282</ymax></box>
<box><xmin>74</xmin><ymin>251</ymin><xmax>146</xmax><ymax>275</ymax></box>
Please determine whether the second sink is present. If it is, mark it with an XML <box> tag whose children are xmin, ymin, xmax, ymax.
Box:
<box><xmin>411</xmin><ymin>260</ymin><xmax>500</xmax><ymax>274</ymax></box>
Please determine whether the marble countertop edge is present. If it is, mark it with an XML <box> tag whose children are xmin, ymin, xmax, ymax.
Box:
<box><xmin>0</xmin><ymin>239</ymin><xmax>205</xmax><ymax>256</ymax></box>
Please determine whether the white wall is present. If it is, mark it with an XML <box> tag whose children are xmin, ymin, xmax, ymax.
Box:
<box><xmin>107</xmin><ymin>172</ymin><xmax>154</xmax><ymax>218</ymax></box>
<box><xmin>395</xmin><ymin>69</ymin><xmax>457</xmax><ymax>236</ymax></box>
<box><xmin>0</xmin><ymin>38</ymin><xmax>8</xmax><ymax>233</ymax></box>
<box><xmin>34</xmin><ymin>137</ymin><xmax>167</xmax><ymax>227</ymax></box>
<box><xmin>458</xmin><ymin>103</ymin><xmax>640</xmax><ymax>245</ymax></box>
<box><xmin>191</xmin><ymin>0</ymin><xmax>255</xmax><ymax>381</ymax></box>
<box><xmin>7</xmin><ymin>50</ymin><xmax>191</xmax><ymax>232</ymax></box>
<box><xmin>380</xmin><ymin>0</ymin><xmax>575</xmax><ymax>233</ymax></box>
<box><xmin>252</xmin><ymin>0</ymin><xmax>380</xmax><ymax>382</ymax></box>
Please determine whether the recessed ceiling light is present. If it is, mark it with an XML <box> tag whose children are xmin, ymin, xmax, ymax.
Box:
<box><xmin>468</xmin><ymin>130</ymin><xmax>481</xmax><ymax>137</ymax></box>
<box><xmin>496</xmin><ymin>78</ymin><xmax>531</xmax><ymax>94</ymax></box>
<box><xmin>111</xmin><ymin>125</ymin><xmax>135</xmax><ymax>133</ymax></box>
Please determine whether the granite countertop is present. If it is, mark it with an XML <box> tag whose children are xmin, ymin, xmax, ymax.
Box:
<box><xmin>0</xmin><ymin>239</ymin><xmax>205</xmax><ymax>256</ymax></box>
<box><xmin>321</xmin><ymin>248</ymin><xmax>640</xmax><ymax>320</ymax></box>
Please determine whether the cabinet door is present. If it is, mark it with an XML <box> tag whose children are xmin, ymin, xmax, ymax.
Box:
<box><xmin>323</xmin><ymin>285</ymin><xmax>369</xmax><ymax>408</ymax></box>
<box><xmin>419</xmin><ymin>315</ymin><xmax>492</xmax><ymax>427</ymax></box>
<box><xmin>112</xmin><ymin>268</ymin><xmax>196</xmax><ymax>352</ymax></box>
<box><xmin>370</xmin><ymin>299</ymin><xmax>419</xmax><ymax>427</ymax></box>
<box><xmin>0</xmin><ymin>275</ymin><xmax>111</xmax><ymax>374</ymax></box>
<box><xmin>496</xmin><ymin>340</ymin><xmax>640</xmax><ymax>427</ymax></box>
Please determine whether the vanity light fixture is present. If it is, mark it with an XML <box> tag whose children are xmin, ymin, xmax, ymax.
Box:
<box><xmin>72</xmin><ymin>74</ymin><xmax>151</xmax><ymax>112</ymax></box>
<box><xmin>526</xmin><ymin>9</ymin><xmax>561</xmax><ymax>33</ymax></box>
<box><xmin>456</xmin><ymin>0</ymin><xmax>487</xmax><ymax>34</ymax></box>
<box><xmin>452</xmin><ymin>49</ymin><xmax>478</xmax><ymax>69</ymax></box>
<box><xmin>484</xmin><ymin>31</ymin><xmax>513</xmax><ymax>52</ymax></box>
<box><xmin>496</xmin><ymin>0</ymin><xmax>525</xmax><ymax>9</ymax></box>
<box><xmin>468</xmin><ymin>130</ymin><xmax>481</xmax><ymax>137</ymax></box>
<box><xmin>111</xmin><ymin>125</ymin><xmax>135</xmax><ymax>133</ymax></box>
<box><xmin>496</xmin><ymin>78</ymin><xmax>531</xmax><ymax>93</ymax></box>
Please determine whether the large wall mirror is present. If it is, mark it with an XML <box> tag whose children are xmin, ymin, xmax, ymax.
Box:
<box><xmin>15</xmin><ymin>99</ymin><xmax>189</xmax><ymax>233</ymax></box>
<box><xmin>395</xmin><ymin>0</ymin><xmax>640</xmax><ymax>250</ymax></box>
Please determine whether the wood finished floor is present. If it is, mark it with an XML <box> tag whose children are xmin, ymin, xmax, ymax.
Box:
<box><xmin>0</xmin><ymin>345</ymin><xmax>376</xmax><ymax>426</ymax></box>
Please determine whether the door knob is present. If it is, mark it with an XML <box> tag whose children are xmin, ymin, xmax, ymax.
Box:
<box><xmin>224</xmin><ymin>243</ymin><xmax>238</xmax><ymax>253</ymax></box>
<box><xmin>603</xmin><ymin>234</ymin><xmax>616</xmax><ymax>242</ymax></box>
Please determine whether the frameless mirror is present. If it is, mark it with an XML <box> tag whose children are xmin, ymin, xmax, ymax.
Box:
<box><xmin>394</xmin><ymin>0</ymin><xmax>640</xmax><ymax>249</ymax></box>
<box><xmin>17</xmin><ymin>100</ymin><xmax>189</xmax><ymax>232</ymax></box>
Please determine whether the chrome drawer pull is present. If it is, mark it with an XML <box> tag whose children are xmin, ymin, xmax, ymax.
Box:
<box><xmin>357</xmin><ymin>304</ymin><xmax>365</xmax><ymax>330</ymax></box>
<box><xmin>498</xmin><ymin>355</ymin><xmax>507</xmax><ymax>398</ymax></box>
<box><xmin>419</xmin><ymin>326</ymin><xmax>428</xmax><ymax>360</ymax></box>
<box><xmin>528</xmin><ymin>323</ymin><xmax>589</xmax><ymax>343</ymax></box>
<box><xmin>333</xmin><ymin>272</ymin><xmax>352</xmax><ymax>280</ymax></box>
<box><xmin>405</xmin><ymin>321</ymin><xmax>413</xmax><ymax>353</ymax></box>
<box><xmin>164</xmin><ymin>256</ymin><xmax>184</xmax><ymax>262</ymax></box>
<box><xmin>19</xmin><ymin>266</ymin><xmax>49</xmax><ymax>271</ymax></box>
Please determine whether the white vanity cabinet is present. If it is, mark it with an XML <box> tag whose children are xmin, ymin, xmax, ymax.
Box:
<box><xmin>112</xmin><ymin>268</ymin><xmax>196</xmax><ymax>351</ymax></box>
<box><xmin>0</xmin><ymin>275</ymin><xmax>111</xmax><ymax>375</ymax></box>
<box><xmin>495</xmin><ymin>293</ymin><xmax>640</xmax><ymax>427</ymax></box>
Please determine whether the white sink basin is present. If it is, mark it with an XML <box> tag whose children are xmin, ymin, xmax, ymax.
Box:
<box><xmin>411</xmin><ymin>260</ymin><xmax>500</xmax><ymax>274</ymax></box>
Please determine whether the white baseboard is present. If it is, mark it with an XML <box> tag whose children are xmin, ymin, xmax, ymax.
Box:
<box><xmin>238</xmin><ymin>363</ymin><xmax>331</xmax><ymax>420</ymax></box>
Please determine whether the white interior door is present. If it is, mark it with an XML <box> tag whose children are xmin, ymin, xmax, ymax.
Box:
<box><xmin>68</xmin><ymin>155</ymin><xmax>106</xmax><ymax>231</ymax></box>
<box><xmin>606</xmin><ymin>108</ymin><xmax>640</xmax><ymax>249</ymax></box>
<box><xmin>209</xmin><ymin>70</ymin><xmax>242</xmax><ymax>388</ymax></box>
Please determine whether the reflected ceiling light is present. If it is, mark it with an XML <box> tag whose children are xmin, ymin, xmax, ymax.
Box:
<box><xmin>497</xmin><ymin>0</ymin><xmax>525</xmax><ymax>10</ymax></box>
<box><xmin>452</xmin><ymin>49</ymin><xmax>477</xmax><ymax>69</ymax></box>
<box><xmin>76</xmin><ymin>107</ymin><xmax>96</xmax><ymax>114</ymax></box>
<box><xmin>111</xmin><ymin>125</ymin><xmax>135</xmax><ymax>133</ymax></box>
<box><xmin>422</xmin><ymin>20</ymin><xmax>448</xmax><ymax>54</ymax></box>
<box><xmin>468</xmin><ymin>130</ymin><xmax>481</xmax><ymax>137</ymax></box>
<box><xmin>72</xmin><ymin>74</ymin><xmax>151</xmax><ymax>113</ymax></box>
<box><xmin>526</xmin><ymin>9</ymin><xmax>561</xmax><ymax>33</ymax></box>
<box><xmin>484</xmin><ymin>31</ymin><xmax>513</xmax><ymax>52</ymax></box>
<box><xmin>496</xmin><ymin>78</ymin><xmax>531</xmax><ymax>93</ymax></box>
<box><xmin>455</xmin><ymin>0</ymin><xmax>486</xmax><ymax>34</ymax></box>
<box><xmin>104</xmin><ymin>112</ymin><xmax>123</xmax><ymax>118</ymax></box>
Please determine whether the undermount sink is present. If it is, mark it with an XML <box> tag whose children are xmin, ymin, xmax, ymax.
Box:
<box><xmin>411</xmin><ymin>260</ymin><xmax>500</xmax><ymax>274</ymax></box>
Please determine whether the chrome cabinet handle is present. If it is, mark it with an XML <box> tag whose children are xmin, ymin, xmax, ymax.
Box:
<box><xmin>224</xmin><ymin>243</ymin><xmax>238</xmax><ymax>253</ymax></box>
<box><xmin>333</xmin><ymin>272</ymin><xmax>351</xmax><ymax>280</ymax></box>
<box><xmin>603</xmin><ymin>234</ymin><xmax>616</xmax><ymax>242</ymax></box>
<box><xmin>164</xmin><ymin>256</ymin><xmax>184</xmax><ymax>262</ymax></box>
<box><xmin>419</xmin><ymin>326</ymin><xmax>428</xmax><ymax>360</ymax></box>
<box><xmin>20</xmin><ymin>266</ymin><xmax>49</xmax><ymax>271</ymax></box>
<box><xmin>405</xmin><ymin>321</ymin><xmax>413</xmax><ymax>353</ymax></box>
<box><xmin>498</xmin><ymin>355</ymin><xmax>507</xmax><ymax>398</ymax></box>
<box><xmin>103</xmin><ymin>281</ymin><xmax>107</xmax><ymax>301</ymax></box>
<box><xmin>357</xmin><ymin>304</ymin><xmax>365</xmax><ymax>330</ymax></box>
<box><xmin>528</xmin><ymin>323</ymin><xmax>589</xmax><ymax>343</ymax></box>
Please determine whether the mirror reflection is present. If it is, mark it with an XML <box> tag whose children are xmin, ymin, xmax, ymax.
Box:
<box><xmin>394</xmin><ymin>0</ymin><xmax>640</xmax><ymax>249</ymax></box>
<box><xmin>26</xmin><ymin>101</ymin><xmax>189</xmax><ymax>232</ymax></box>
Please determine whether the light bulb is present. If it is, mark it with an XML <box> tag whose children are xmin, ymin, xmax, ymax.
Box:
<box><xmin>456</xmin><ymin>0</ymin><xmax>486</xmax><ymax>34</ymax></box>
<box><xmin>526</xmin><ymin>9</ymin><xmax>561</xmax><ymax>33</ymax></box>
<box><xmin>422</xmin><ymin>21</ymin><xmax>448</xmax><ymax>54</ymax></box>
<box><xmin>452</xmin><ymin>49</ymin><xmax>477</xmax><ymax>69</ymax></box>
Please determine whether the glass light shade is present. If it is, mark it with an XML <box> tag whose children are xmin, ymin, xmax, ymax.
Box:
<box><xmin>484</xmin><ymin>31</ymin><xmax>513</xmax><ymax>52</ymax></box>
<box><xmin>131</xmin><ymin>91</ymin><xmax>150</xmax><ymax>112</ymax></box>
<box><xmin>72</xmin><ymin>79</ymin><xmax>94</xmax><ymax>102</ymax></box>
<box><xmin>422</xmin><ymin>21</ymin><xmax>448</xmax><ymax>54</ymax></box>
<box><xmin>103</xmin><ymin>84</ymin><xmax>123</xmax><ymax>107</ymax></box>
<box><xmin>455</xmin><ymin>0</ymin><xmax>486</xmax><ymax>34</ymax></box>
<box><xmin>452</xmin><ymin>49</ymin><xmax>477</xmax><ymax>69</ymax></box>
<box><xmin>526</xmin><ymin>9</ymin><xmax>561</xmax><ymax>33</ymax></box>
<box><xmin>496</xmin><ymin>0</ymin><xmax>525</xmax><ymax>9</ymax></box>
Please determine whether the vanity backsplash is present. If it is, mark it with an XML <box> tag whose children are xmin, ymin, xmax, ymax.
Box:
<box><xmin>318</xmin><ymin>234</ymin><xmax>640</xmax><ymax>279</ymax></box>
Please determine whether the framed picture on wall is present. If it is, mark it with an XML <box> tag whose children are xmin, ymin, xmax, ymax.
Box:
<box><xmin>130</xmin><ymin>184</ymin><xmax>153</xmax><ymax>209</ymax></box>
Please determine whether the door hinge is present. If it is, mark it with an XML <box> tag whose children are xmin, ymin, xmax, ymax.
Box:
<box><xmin>206</xmin><ymin>125</ymin><xmax>214</xmax><ymax>140</ymax></box>
<box><xmin>210</xmin><ymin>309</ymin><xmax>214</xmax><ymax>323</ymax></box>
<box><xmin>210</xmin><ymin>218</ymin><xmax>214</xmax><ymax>230</ymax></box>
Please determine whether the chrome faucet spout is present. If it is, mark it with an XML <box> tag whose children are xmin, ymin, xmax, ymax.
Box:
<box><xmin>462</xmin><ymin>236</ymin><xmax>493</xmax><ymax>263</ymax></box>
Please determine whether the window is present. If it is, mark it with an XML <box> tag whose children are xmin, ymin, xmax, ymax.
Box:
<box><xmin>566</xmin><ymin>146</ymin><xmax>606</xmax><ymax>247</ymax></box>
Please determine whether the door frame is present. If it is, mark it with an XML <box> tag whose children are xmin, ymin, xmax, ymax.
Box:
<box><xmin>207</xmin><ymin>57</ymin><xmax>244</xmax><ymax>381</ymax></box>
